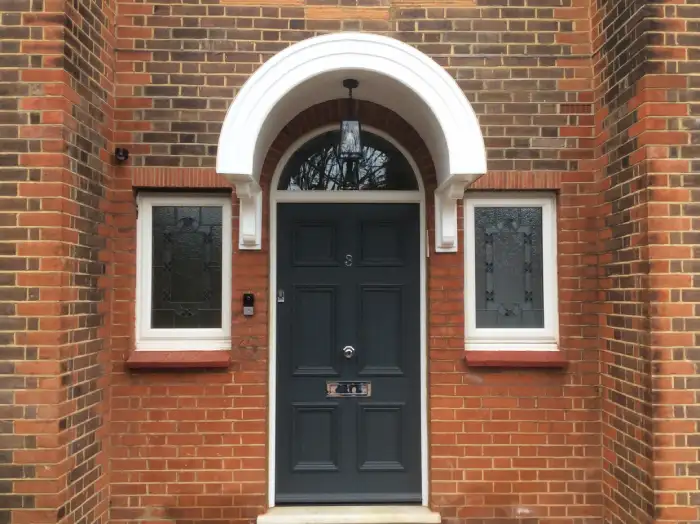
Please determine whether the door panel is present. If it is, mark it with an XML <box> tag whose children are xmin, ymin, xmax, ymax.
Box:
<box><xmin>291</xmin><ymin>286</ymin><xmax>339</xmax><ymax>377</ymax></box>
<box><xmin>358</xmin><ymin>220</ymin><xmax>405</xmax><ymax>266</ymax></box>
<box><xmin>358</xmin><ymin>285</ymin><xmax>404</xmax><ymax>376</ymax></box>
<box><xmin>291</xmin><ymin>402</ymin><xmax>340</xmax><ymax>471</ymax></box>
<box><xmin>357</xmin><ymin>402</ymin><xmax>405</xmax><ymax>471</ymax></box>
<box><xmin>292</xmin><ymin>222</ymin><xmax>340</xmax><ymax>266</ymax></box>
<box><xmin>276</xmin><ymin>203</ymin><xmax>421</xmax><ymax>504</ymax></box>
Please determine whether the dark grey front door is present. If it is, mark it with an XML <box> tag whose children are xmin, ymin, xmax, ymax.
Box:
<box><xmin>276</xmin><ymin>203</ymin><xmax>421</xmax><ymax>504</ymax></box>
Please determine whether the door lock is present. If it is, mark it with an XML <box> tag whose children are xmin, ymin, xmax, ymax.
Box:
<box><xmin>342</xmin><ymin>346</ymin><xmax>355</xmax><ymax>359</ymax></box>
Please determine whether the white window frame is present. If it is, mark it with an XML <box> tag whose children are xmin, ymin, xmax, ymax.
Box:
<box><xmin>135</xmin><ymin>193</ymin><xmax>232</xmax><ymax>351</ymax></box>
<box><xmin>464</xmin><ymin>192</ymin><xmax>559</xmax><ymax>351</ymax></box>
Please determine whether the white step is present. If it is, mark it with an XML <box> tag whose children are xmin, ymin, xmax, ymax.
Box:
<box><xmin>258</xmin><ymin>506</ymin><xmax>442</xmax><ymax>524</ymax></box>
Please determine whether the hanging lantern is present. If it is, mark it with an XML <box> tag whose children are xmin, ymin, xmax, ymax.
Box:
<box><xmin>339</xmin><ymin>79</ymin><xmax>362</xmax><ymax>162</ymax></box>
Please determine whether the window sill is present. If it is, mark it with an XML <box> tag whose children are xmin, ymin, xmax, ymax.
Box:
<box><xmin>125</xmin><ymin>350</ymin><xmax>231</xmax><ymax>370</ymax></box>
<box><xmin>464</xmin><ymin>350</ymin><xmax>566</xmax><ymax>369</ymax></box>
<box><xmin>136</xmin><ymin>337</ymin><xmax>230</xmax><ymax>351</ymax></box>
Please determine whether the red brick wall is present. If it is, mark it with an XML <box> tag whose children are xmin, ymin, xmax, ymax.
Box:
<box><xmin>110</xmin><ymin>2</ymin><xmax>602</xmax><ymax>520</ymax></box>
<box><xmin>591</xmin><ymin>0</ymin><xmax>655</xmax><ymax>521</ymax></box>
<box><xmin>645</xmin><ymin>2</ymin><xmax>700</xmax><ymax>523</ymax></box>
<box><xmin>0</xmin><ymin>0</ymin><xmax>114</xmax><ymax>522</ymax></box>
<box><xmin>114</xmin><ymin>1</ymin><xmax>593</xmax><ymax>172</ymax></box>
<box><xmin>109</xmin><ymin>90</ymin><xmax>602</xmax><ymax>524</ymax></box>
<box><xmin>62</xmin><ymin>0</ymin><xmax>116</xmax><ymax>521</ymax></box>
<box><xmin>110</xmin><ymin>180</ymin><xmax>267</xmax><ymax>524</ymax></box>
<box><xmin>0</xmin><ymin>5</ymin><xmax>55</xmax><ymax>520</ymax></box>
<box><xmin>592</xmin><ymin>0</ymin><xmax>700</xmax><ymax>522</ymax></box>
<box><xmin>5</xmin><ymin>0</ymin><xmax>697</xmax><ymax>522</ymax></box>
<box><xmin>460</xmin><ymin>174</ymin><xmax>601</xmax><ymax>518</ymax></box>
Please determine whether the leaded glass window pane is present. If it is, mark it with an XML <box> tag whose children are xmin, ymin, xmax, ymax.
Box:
<box><xmin>474</xmin><ymin>207</ymin><xmax>544</xmax><ymax>329</ymax></box>
<box><xmin>151</xmin><ymin>206</ymin><xmax>223</xmax><ymax>329</ymax></box>
<box><xmin>278</xmin><ymin>131</ymin><xmax>418</xmax><ymax>191</ymax></box>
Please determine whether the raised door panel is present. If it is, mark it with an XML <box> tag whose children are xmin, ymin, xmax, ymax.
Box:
<box><xmin>292</xmin><ymin>222</ymin><xmax>339</xmax><ymax>267</ymax></box>
<box><xmin>291</xmin><ymin>285</ymin><xmax>339</xmax><ymax>376</ymax></box>
<box><xmin>357</xmin><ymin>403</ymin><xmax>405</xmax><ymax>471</ymax></box>
<box><xmin>358</xmin><ymin>285</ymin><xmax>404</xmax><ymax>376</ymax></box>
<box><xmin>291</xmin><ymin>402</ymin><xmax>340</xmax><ymax>471</ymax></box>
<box><xmin>358</xmin><ymin>220</ymin><xmax>404</xmax><ymax>267</ymax></box>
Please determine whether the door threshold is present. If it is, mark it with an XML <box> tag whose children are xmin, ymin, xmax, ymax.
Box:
<box><xmin>258</xmin><ymin>505</ymin><xmax>441</xmax><ymax>524</ymax></box>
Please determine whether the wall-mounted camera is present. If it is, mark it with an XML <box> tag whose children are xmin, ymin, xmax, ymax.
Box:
<box><xmin>114</xmin><ymin>147</ymin><xmax>129</xmax><ymax>163</ymax></box>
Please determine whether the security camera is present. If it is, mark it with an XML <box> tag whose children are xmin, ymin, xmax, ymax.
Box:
<box><xmin>114</xmin><ymin>148</ymin><xmax>129</xmax><ymax>163</ymax></box>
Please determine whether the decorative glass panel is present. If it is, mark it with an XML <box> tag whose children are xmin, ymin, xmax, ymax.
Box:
<box><xmin>474</xmin><ymin>207</ymin><xmax>544</xmax><ymax>329</ymax></box>
<box><xmin>278</xmin><ymin>131</ymin><xmax>418</xmax><ymax>191</ymax></box>
<box><xmin>151</xmin><ymin>206</ymin><xmax>223</xmax><ymax>329</ymax></box>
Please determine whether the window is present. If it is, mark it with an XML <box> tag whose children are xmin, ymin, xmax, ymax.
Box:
<box><xmin>278</xmin><ymin>131</ymin><xmax>419</xmax><ymax>191</ymax></box>
<box><xmin>136</xmin><ymin>194</ymin><xmax>232</xmax><ymax>350</ymax></box>
<box><xmin>464</xmin><ymin>193</ymin><xmax>558</xmax><ymax>351</ymax></box>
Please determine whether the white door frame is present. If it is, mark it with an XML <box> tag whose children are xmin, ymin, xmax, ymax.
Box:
<box><xmin>268</xmin><ymin>124</ymin><xmax>429</xmax><ymax>507</ymax></box>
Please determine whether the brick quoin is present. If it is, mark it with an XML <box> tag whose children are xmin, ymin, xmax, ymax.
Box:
<box><xmin>591</xmin><ymin>0</ymin><xmax>700</xmax><ymax>522</ymax></box>
<box><xmin>0</xmin><ymin>1</ymin><xmax>697</xmax><ymax>524</ymax></box>
<box><xmin>0</xmin><ymin>0</ymin><xmax>114</xmax><ymax>522</ymax></box>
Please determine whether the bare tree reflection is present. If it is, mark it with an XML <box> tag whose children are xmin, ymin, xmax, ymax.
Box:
<box><xmin>279</xmin><ymin>131</ymin><xmax>418</xmax><ymax>191</ymax></box>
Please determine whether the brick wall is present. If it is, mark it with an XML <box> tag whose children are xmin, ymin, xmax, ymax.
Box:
<box><xmin>646</xmin><ymin>1</ymin><xmax>700</xmax><ymax>523</ymax></box>
<box><xmin>0</xmin><ymin>0</ymin><xmax>114</xmax><ymax>522</ymax></box>
<box><xmin>591</xmin><ymin>0</ymin><xmax>655</xmax><ymax>522</ymax></box>
<box><xmin>592</xmin><ymin>0</ymin><xmax>700</xmax><ymax>522</ymax></box>
<box><xmin>112</xmin><ymin>16</ymin><xmax>601</xmax><ymax>517</ymax></box>
<box><xmin>61</xmin><ymin>0</ymin><xmax>115</xmax><ymax>521</ymax></box>
<box><xmin>110</xmin><ymin>0</ymin><xmax>599</xmax><ymax>522</ymax></box>
<box><xmin>6</xmin><ymin>0</ymin><xmax>698</xmax><ymax>522</ymax></box>
<box><xmin>114</xmin><ymin>0</ymin><xmax>593</xmax><ymax>172</ymax></box>
<box><xmin>0</xmin><ymin>4</ymin><xmax>60</xmax><ymax>522</ymax></box>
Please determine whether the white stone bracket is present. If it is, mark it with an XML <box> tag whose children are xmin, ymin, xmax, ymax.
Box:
<box><xmin>434</xmin><ymin>174</ymin><xmax>483</xmax><ymax>253</ymax></box>
<box><xmin>224</xmin><ymin>172</ymin><xmax>486</xmax><ymax>253</ymax></box>
<box><xmin>223</xmin><ymin>175</ymin><xmax>262</xmax><ymax>250</ymax></box>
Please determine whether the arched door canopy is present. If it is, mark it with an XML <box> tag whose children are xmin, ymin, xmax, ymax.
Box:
<box><xmin>216</xmin><ymin>32</ymin><xmax>487</xmax><ymax>252</ymax></box>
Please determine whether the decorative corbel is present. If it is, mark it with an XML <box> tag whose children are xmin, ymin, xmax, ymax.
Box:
<box><xmin>434</xmin><ymin>174</ymin><xmax>483</xmax><ymax>253</ymax></box>
<box><xmin>233</xmin><ymin>179</ymin><xmax>262</xmax><ymax>250</ymax></box>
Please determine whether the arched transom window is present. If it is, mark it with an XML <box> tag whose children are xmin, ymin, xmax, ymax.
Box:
<box><xmin>278</xmin><ymin>131</ymin><xmax>419</xmax><ymax>191</ymax></box>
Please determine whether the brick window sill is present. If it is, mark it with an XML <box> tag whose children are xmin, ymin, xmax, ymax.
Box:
<box><xmin>465</xmin><ymin>350</ymin><xmax>567</xmax><ymax>369</ymax></box>
<box><xmin>125</xmin><ymin>351</ymin><xmax>231</xmax><ymax>370</ymax></box>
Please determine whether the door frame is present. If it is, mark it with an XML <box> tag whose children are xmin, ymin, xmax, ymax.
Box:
<box><xmin>268</xmin><ymin>124</ymin><xmax>428</xmax><ymax>507</ymax></box>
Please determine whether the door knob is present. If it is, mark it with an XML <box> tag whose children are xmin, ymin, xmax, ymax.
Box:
<box><xmin>342</xmin><ymin>346</ymin><xmax>355</xmax><ymax>359</ymax></box>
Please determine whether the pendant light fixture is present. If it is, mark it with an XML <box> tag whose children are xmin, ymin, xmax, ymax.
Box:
<box><xmin>339</xmin><ymin>79</ymin><xmax>362</xmax><ymax>162</ymax></box>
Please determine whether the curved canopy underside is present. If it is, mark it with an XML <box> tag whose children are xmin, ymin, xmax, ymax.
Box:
<box><xmin>216</xmin><ymin>32</ymin><xmax>487</xmax><ymax>252</ymax></box>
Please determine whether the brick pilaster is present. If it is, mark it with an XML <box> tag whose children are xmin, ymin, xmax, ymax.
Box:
<box><xmin>0</xmin><ymin>0</ymin><xmax>115</xmax><ymax>522</ymax></box>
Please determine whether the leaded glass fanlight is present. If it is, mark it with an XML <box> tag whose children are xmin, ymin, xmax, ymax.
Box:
<box><xmin>278</xmin><ymin>131</ymin><xmax>418</xmax><ymax>191</ymax></box>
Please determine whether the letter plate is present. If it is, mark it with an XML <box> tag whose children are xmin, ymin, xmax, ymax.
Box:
<box><xmin>326</xmin><ymin>381</ymin><xmax>371</xmax><ymax>398</ymax></box>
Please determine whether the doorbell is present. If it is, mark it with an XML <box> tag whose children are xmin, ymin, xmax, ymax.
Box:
<box><xmin>243</xmin><ymin>293</ymin><xmax>255</xmax><ymax>316</ymax></box>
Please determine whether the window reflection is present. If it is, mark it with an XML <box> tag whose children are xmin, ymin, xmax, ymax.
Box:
<box><xmin>278</xmin><ymin>131</ymin><xmax>418</xmax><ymax>191</ymax></box>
